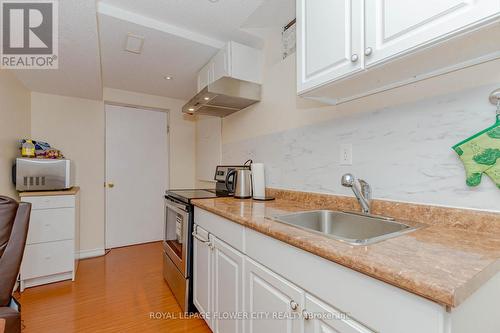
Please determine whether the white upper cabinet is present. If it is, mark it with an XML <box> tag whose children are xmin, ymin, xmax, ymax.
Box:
<box><xmin>297</xmin><ymin>0</ymin><xmax>363</xmax><ymax>92</ymax></box>
<box><xmin>297</xmin><ymin>0</ymin><xmax>500</xmax><ymax>102</ymax></box>
<box><xmin>197</xmin><ymin>62</ymin><xmax>212</xmax><ymax>93</ymax></box>
<box><xmin>365</xmin><ymin>0</ymin><xmax>500</xmax><ymax>66</ymax></box>
<box><xmin>228</xmin><ymin>41</ymin><xmax>263</xmax><ymax>84</ymax></box>
<box><xmin>196</xmin><ymin>41</ymin><xmax>263</xmax><ymax>93</ymax></box>
<box><xmin>212</xmin><ymin>46</ymin><xmax>229</xmax><ymax>83</ymax></box>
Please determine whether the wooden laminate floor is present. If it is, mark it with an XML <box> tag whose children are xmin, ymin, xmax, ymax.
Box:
<box><xmin>16</xmin><ymin>242</ymin><xmax>211</xmax><ymax>333</ymax></box>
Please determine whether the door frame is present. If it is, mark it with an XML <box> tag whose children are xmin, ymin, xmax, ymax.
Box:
<box><xmin>103</xmin><ymin>101</ymin><xmax>170</xmax><ymax>249</ymax></box>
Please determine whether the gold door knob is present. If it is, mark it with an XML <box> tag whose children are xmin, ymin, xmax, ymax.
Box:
<box><xmin>105</xmin><ymin>182</ymin><xmax>115</xmax><ymax>188</ymax></box>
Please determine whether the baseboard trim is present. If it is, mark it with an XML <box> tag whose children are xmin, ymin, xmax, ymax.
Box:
<box><xmin>78</xmin><ymin>248</ymin><xmax>105</xmax><ymax>259</ymax></box>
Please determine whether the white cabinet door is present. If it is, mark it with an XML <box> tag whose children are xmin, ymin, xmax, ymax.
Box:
<box><xmin>303</xmin><ymin>294</ymin><xmax>375</xmax><ymax>333</ymax></box>
<box><xmin>212</xmin><ymin>46</ymin><xmax>229</xmax><ymax>83</ymax></box>
<box><xmin>197</xmin><ymin>62</ymin><xmax>212</xmax><ymax>92</ymax></box>
<box><xmin>193</xmin><ymin>225</ymin><xmax>213</xmax><ymax>328</ymax></box>
<box><xmin>297</xmin><ymin>0</ymin><xmax>363</xmax><ymax>93</ymax></box>
<box><xmin>229</xmin><ymin>41</ymin><xmax>263</xmax><ymax>84</ymax></box>
<box><xmin>212</xmin><ymin>236</ymin><xmax>244</xmax><ymax>333</ymax></box>
<box><xmin>365</xmin><ymin>0</ymin><xmax>500</xmax><ymax>66</ymax></box>
<box><xmin>245</xmin><ymin>258</ymin><xmax>303</xmax><ymax>333</ymax></box>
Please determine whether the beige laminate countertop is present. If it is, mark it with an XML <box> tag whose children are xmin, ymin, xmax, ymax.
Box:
<box><xmin>19</xmin><ymin>186</ymin><xmax>80</xmax><ymax>197</ymax></box>
<box><xmin>192</xmin><ymin>195</ymin><xmax>500</xmax><ymax>308</ymax></box>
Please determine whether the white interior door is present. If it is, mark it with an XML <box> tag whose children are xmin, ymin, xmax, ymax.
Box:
<box><xmin>105</xmin><ymin>104</ymin><xmax>168</xmax><ymax>249</ymax></box>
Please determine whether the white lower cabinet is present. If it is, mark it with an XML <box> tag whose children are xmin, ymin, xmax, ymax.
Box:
<box><xmin>212</xmin><ymin>236</ymin><xmax>244</xmax><ymax>333</ymax></box>
<box><xmin>244</xmin><ymin>258</ymin><xmax>374</xmax><ymax>333</ymax></box>
<box><xmin>193</xmin><ymin>225</ymin><xmax>213</xmax><ymax>328</ymax></box>
<box><xmin>303</xmin><ymin>294</ymin><xmax>374</xmax><ymax>333</ymax></box>
<box><xmin>194</xmin><ymin>211</ymin><xmax>369</xmax><ymax>333</ymax></box>
<box><xmin>194</xmin><ymin>207</ymin><xmax>500</xmax><ymax>333</ymax></box>
<box><xmin>192</xmin><ymin>224</ymin><xmax>244</xmax><ymax>333</ymax></box>
<box><xmin>245</xmin><ymin>258</ymin><xmax>303</xmax><ymax>333</ymax></box>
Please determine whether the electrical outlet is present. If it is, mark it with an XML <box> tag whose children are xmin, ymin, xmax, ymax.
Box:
<box><xmin>340</xmin><ymin>144</ymin><xmax>352</xmax><ymax>165</ymax></box>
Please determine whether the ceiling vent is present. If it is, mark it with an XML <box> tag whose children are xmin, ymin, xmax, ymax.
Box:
<box><xmin>124</xmin><ymin>33</ymin><xmax>144</xmax><ymax>54</ymax></box>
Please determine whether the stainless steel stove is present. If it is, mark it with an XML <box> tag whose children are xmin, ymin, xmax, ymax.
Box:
<box><xmin>162</xmin><ymin>164</ymin><xmax>250</xmax><ymax>312</ymax></box>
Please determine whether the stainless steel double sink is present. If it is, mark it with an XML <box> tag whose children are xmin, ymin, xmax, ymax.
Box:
<box><xmin>270</xmin><ymin>210</ymin><xmax>422</xmax><ymax>246</ymax></box>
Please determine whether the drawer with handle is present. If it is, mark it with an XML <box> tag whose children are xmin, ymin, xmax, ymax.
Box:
<box><xmin>21</xmin><ymin>240</ymin><xmax>74</xmax><ymax>280</ymax></box>
<box><xmin>26</xmin><ymin>208</ymin><xmax>75</xmax><ymax>244</ymax></box>
<box><xmin>22</xmin><ymin>195</ymin><xmax>75</xmax><ymax>210</ymax></box>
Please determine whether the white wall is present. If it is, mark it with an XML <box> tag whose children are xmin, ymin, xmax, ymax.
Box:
<box><xmin>223</xmin><ymin>29</ymin><xmax>500</xmax><ymax>144</ymax></box>
<box><xmin>30</xmin><ymin>92</ymin><xmax>105</xmax><ymax>252</ymax></box>
<box><xmin>221</xmin><ymin>29</ymin><xmax>500</xmax><ymax>211</ymax></box>
<box><xmin>103</xmin><ymin>88</ymin><xmax>196</xmax><ymax>189</ymax></box>
<box><xmin>195</xmin><ymin>115</ymin><xmax>221</xmax><ymax>188</ymax></box>
<box><xmin>28</xmin><ymin>89</ymin><xmax>196</xmax><ymax>253</ymax></box>
<box><xmin>0</xmin><ymin>70</ymin><xmax>31</xmax><ymax>198</ymax></box>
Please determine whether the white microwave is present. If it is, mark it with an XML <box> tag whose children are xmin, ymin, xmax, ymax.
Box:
<box><xmin>13</xmin><ymin>158</ymin><xmax>75</xmax><ymax>191</ymax></box>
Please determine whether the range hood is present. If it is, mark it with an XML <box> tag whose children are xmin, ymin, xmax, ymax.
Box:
<box><xmin>182</xmin><ymin>77</ymin><xmax>261</xmax><ymax>117</ymax></box>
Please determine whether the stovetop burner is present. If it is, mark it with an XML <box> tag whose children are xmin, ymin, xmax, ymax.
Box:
<box><xmin>165</xmin><ymin>188</ymin><xmax>231</xmax><ymax>203</ymax></box>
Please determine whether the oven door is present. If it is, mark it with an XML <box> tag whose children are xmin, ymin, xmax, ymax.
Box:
<box><xmin>164</xmin><ymin>197</ymin><xmax>191</xmax><ymax>277</ymax></box>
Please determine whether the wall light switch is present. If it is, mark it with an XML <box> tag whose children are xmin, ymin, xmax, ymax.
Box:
<box><xmin>340</xmin><ymin>144</ymin><xmax>352</xmax><ymax>165</ymax></box>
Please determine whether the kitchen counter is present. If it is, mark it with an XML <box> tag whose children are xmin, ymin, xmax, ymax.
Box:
<box><xmin>192</xmin><ymin>190</ymin><xmax>500</xmax><ymax>308</ymax></box>
<box><xmin>19</xmin><ymin>186</ymin><xmax>80</xmax><ymax>197</ymax></box>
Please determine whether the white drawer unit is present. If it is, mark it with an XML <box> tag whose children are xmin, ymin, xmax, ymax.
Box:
<box><xmin>26</xmin><ymin>208</ymin><xmax>75</xmax><ymax>244</ymax></box>
<box><xmin>26</xmin><ymin>195</ymin><xmax>75</xmax><ymax>210</ymax></box>
<box><xmin>20</xmin><ymin>190</ymin><xmax>80</xmax><ymax>291</ymax></box>
<box><xmin>21</xmin><ymin>240</ymin><xmax>74</xmax><ymax>280</ymax></box>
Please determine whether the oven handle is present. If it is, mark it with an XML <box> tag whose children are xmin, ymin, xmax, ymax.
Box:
<box><xmin>165</xmin><ymin>198</ymin><xmax>189</xmax><ymax>215</ymax></box>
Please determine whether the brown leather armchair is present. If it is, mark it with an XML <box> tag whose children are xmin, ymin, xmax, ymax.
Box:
<box><xmin>0</xmin><ymin>196</ymin><xmax>31</xmax><ymax>333</ymax></box>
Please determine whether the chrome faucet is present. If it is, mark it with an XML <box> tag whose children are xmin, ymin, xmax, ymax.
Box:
<box><xmin>341</xmin><ymin>173</ymin><xmax>372</xmax><ymax>214</ymax></box>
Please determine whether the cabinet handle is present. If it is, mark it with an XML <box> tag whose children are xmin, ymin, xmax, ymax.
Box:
<box><xmin>302</xmin><ymin>309</ymin><xmax>311</xmax><ymax>321</ymax></box>
<box><xmin>350</xmin><ymin>54</ymin><xmax>359</xmax><ymax>62</ymax></box>
<box><xmin>192</xmin><ymin>232</ymin><xmax>210</xmax><ymax>243</ymax></box>
<box><xmin>364</xmin><ymin>47</ymin><xmax>373</xmax><ymax>56</ymax></box>
<box><xmin>290</xmin><ymin>300</ymin><xmax>298</xmax><ymax>311</ymax></box>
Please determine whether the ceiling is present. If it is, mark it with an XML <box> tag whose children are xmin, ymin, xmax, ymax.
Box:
<box><xmin>13</xmin><ymin>0</ymin><xmax>295</xmax><ymax>101</ymax></box>
<box><xmin>242</xmin><ymin>0</ymin><xmax>296</xmax><ymax>29</ymax></box>
<box><xmin>98</xmin><ymin>14</ymin><xmax>218</xmax><ymax>100</ymax></box>
<box><xmin>99</xmin><ymin>0</ymin><xmax>265</xmax><ymax>48</ymax></box>
<box><xmin>14</xmin><ymin>0</ymin><xmax>102</xmax><ymax>100</ymax></box>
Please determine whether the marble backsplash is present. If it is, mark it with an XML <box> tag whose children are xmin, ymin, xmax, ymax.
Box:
<box><xmin>223</xmin><ymin>84</ymin><xmax>500</xmax><ymax>212</ymax></box>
